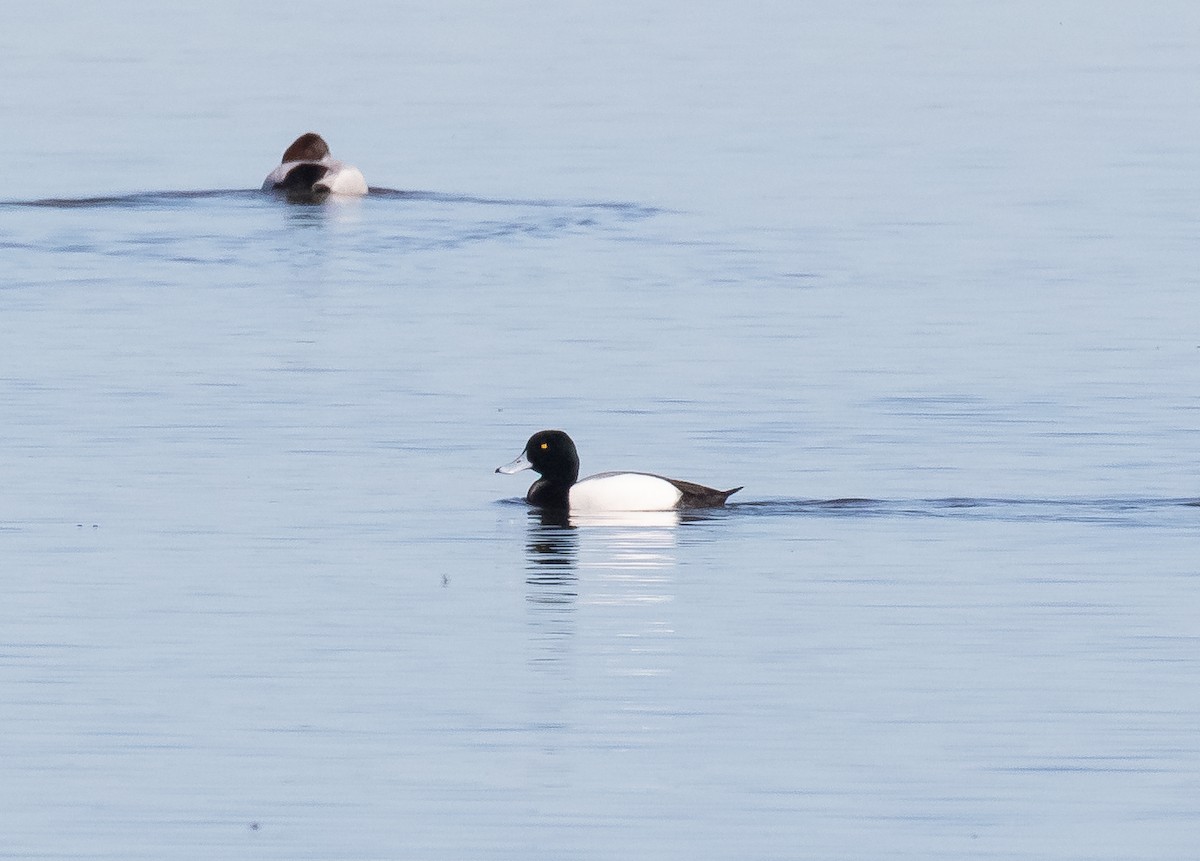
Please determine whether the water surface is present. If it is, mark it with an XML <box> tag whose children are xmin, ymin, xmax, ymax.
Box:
<box><xmin>3</xmin><ymin>2</ymin><xmax>1200</xmax><ymax>859</ymax></box>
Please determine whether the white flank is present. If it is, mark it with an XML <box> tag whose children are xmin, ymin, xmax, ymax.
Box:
<box><xmin>568</xmin><ymin>472</ymin><xmax>683</xmax><ymax>512</ymax></box>
<box><xmin>315</xmin><ymin>162</ymin><xmax>368</xmax><ymax>195</ymax></box>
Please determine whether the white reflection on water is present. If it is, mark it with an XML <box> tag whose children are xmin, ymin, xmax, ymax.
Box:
<box><xmin>522</xmin><ymin>519</ymin><xmax>579</xmax><ymax>672</ymax></box>
<box><xmin>570</xmin><ymin>510</ymin><xmax>682</xmax><ymax>530</ymax></box>
<box><xmin>519</xmin><ymin>510</ymin><xmax>683</xmax><ymax>678</ymax></box>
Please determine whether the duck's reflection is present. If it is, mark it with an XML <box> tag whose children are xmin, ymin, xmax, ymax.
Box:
<box><xmin>569</xmin><ymin>510</ymin><xmax>682</xmax><ymax>530</ymax></box>
<box><xmin>524</xmin><ymin>513</ymin><xmax>579</xmax><ymax>671</ymax></box>
<box><xmin>525</xmin><ymin>515</ymin><xmax>579</xmax><ymax>598</ymax></box>
<box><xmin>523</xmin><ymin>509</ymin><xmax>683</xmax><ymax>572</ymax></box>
<box><xmin>281</xmin><ymin>194</ymin><xmax>365</xmax><ymax>231</ymax></box>
<box><xmin>521</xmin><ymin>508</ymin><xmax>684</xmax><ymax>673</ymax></box>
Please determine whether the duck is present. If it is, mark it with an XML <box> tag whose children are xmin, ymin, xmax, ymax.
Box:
<box><xmin>261</xmin><ymin>132</ymin><xmax>368</xmax><ymax>198</ymax></box>
<box><xmin>496</xmin><ymin>429</ymin><xmax>742</xmax><ymax>512</ymax></box>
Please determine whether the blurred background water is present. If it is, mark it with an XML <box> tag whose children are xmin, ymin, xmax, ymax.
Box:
<box><xmin>2</xmin><ymin>2</ymin><xmax>1199</xmax><ymax>859</ymax></box>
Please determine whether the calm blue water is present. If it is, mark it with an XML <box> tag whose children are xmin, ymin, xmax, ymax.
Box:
<box><xmin>3</xmin><ymin>3</ymin><xmax>1200</xmax><ymax>859</ymax></box>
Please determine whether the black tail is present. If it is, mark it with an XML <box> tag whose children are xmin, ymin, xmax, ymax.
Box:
<box><xmin>671</xmin><ymin>480</ymin><xmax>743</xmax><ymax>509</ymax></box>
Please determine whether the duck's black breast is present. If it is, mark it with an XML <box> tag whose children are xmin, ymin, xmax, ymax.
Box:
<box><xmin>526</xmin><ymin>478</ymin><xmax>572</xmax><ymax>509</ymax></box>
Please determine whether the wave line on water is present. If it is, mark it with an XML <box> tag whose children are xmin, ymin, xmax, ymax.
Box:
<box><xmin>732</xmin><ymin>497</ymin><xmax>1200</xmax><ymax>526</ymax></box>
<box><xmin>498</xmin><ymin>496</ymin><xmax>1199</xmax><ymax>526</ymax></box>
<box><xmin>2</xmin><ymin>189</ymin><xmax>261</xmax><ymax>209</ymax></box>
<box><xmin>0</xmin><ymin>188</ymin><xmax>662</xmax><ymax>220</ymax></box>
<box><xmin>496</xmin><ymin>496</ymin><xmax>1198</xmax><ymax>528</ymax></box>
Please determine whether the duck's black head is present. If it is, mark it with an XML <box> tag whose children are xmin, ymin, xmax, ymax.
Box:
<box><xmin>521</xmin><ymin>430</ymin><xmax>580</xmax><ymax>481</ymax></box>
<box><xmin>496</xmin><ymin>429</ymin><xmax>581</xmax><ymax>508</ymax></box>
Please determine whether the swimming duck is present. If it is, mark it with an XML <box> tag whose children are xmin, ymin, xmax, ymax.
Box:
<box><xmin>497</xmin><ymin>430</ymin><xmax>742</xmax><ymax>511</ymax></box>
<box><xmin>262</xmin><ymin>132</ymin><xmax>367</xmax><ymax>198</ymax></box>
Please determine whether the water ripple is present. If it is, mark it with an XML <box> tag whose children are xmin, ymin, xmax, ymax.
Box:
<box><xmin>733</xmin><ymin>496</ymin><xmax>1200</xmax><ymax>526</ymax></box>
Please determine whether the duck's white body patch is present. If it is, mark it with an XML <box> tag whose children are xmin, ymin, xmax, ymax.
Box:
<box><xmin>316</xmin><ymin>162</ymin><xmax>368</xmax><ymax>195</ymax></box>
<box><xmin>568</xmin><ymin>472</ymin><xmax>683</xmax><ymax>512</ymax></box>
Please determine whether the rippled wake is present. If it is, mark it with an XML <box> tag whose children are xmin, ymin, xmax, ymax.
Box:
<box><xmin>1</xmin><ymin>188</ymin><xmax>660</xmax><ymax>216</ymax></box>
<box><xmin>500</xmin><ymin>496</ymin><xmax>1200</xmax><ymax>528</ymax></box>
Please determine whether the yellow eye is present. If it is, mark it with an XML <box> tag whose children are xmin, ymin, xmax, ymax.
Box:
<box><xmin>540</xmin><ymin>442</ymin><xmax>548</xmax><ymax>450</ymax></box>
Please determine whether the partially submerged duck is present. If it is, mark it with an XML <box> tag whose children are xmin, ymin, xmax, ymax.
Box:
<box><xmin>497</xmin><ymin>430</ymin><xmax>742</xmax><ymax>512</ymax></box>
<box><xmin>262</xmin><ymin>132</ymin><xmax>367</xmax><ymax>199</ymax></box>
